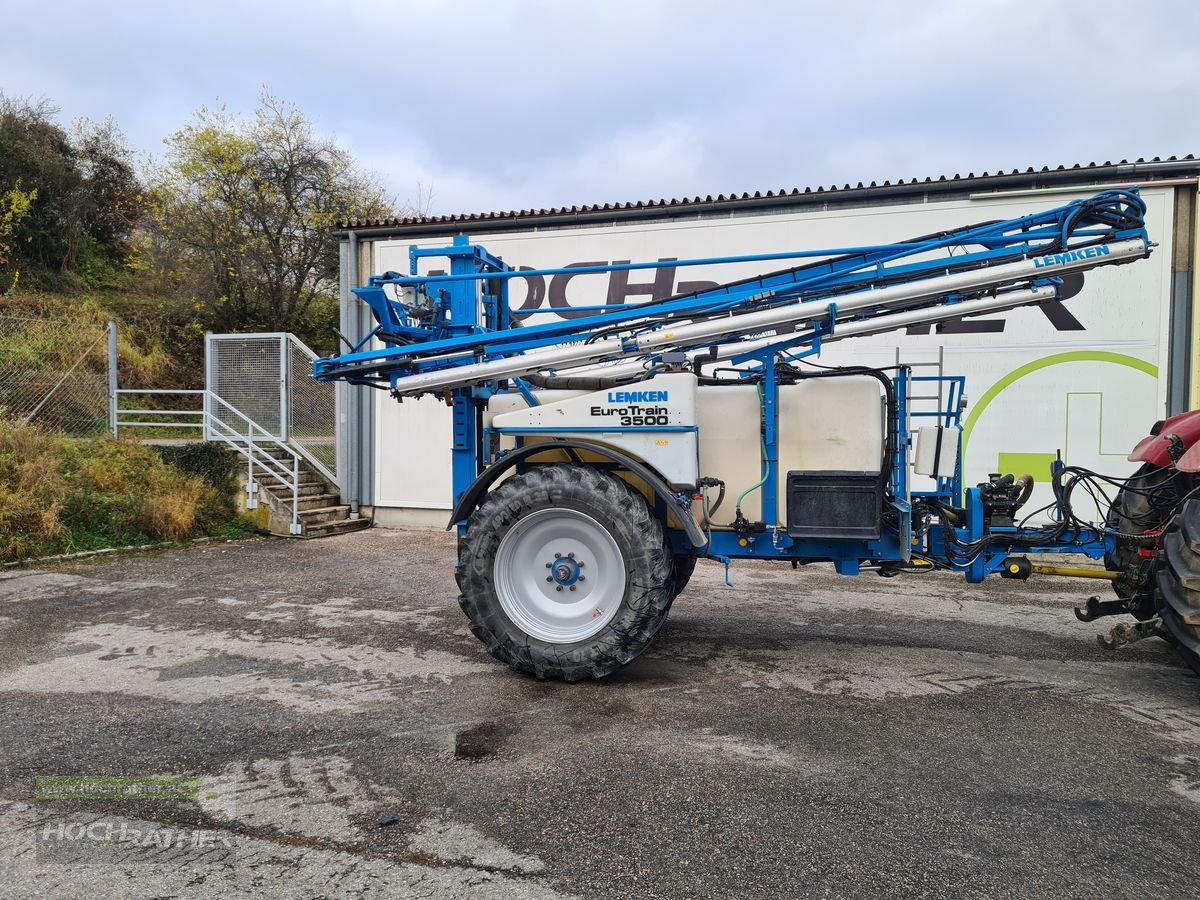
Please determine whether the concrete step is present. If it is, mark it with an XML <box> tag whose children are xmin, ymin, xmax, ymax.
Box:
<box><xmin>271</xmin><ymin>471</ymin><xmax>325</xmax><ymax>488</ymax></box>
<box><xmin>252</xmin><ymin>459</ymin><xmax>323</xmax><ymax>479</ymax></box>
<box><xmin>296</xmin><ymin>492</ymin><xmax>341</xmax><ymax>511</ymax></box>
<box><xmin>258</xmin><ymin>450</ymin><xmax>314</xmax><ymax>466</ymax></box>
<box><xmin>297</xmin><ymin>505</ymin><xmax>351</xmax><ymax>527</ymax></box>
<box><xmin>255</xmin><ymin>474</ymin><xmax>324</xmax><ymax>487</ymax></box>
<box><xmin>226</xmin><ymin>441</ymin><xmax>320</xmax><ymax>467</ymax></box>
<box><xmin>255</xmin><ymin>479</ymin><xmax>330</xmax><ymax>498</ymax></box>
<box><xmin>256</xmin><ymin>442</ymin><xmax>330</xmax><ymax>458</ymax></box>
<box><xmin>302</xmin><ymin>517</ymin><xmax>372</xmax><ymax>539</ymax></box>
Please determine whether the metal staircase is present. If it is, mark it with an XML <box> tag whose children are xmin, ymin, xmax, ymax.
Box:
<box><xmin>247</xmin><ymin>442</ymin><xmax>366</xmax><ymax>538</ymax></box>
<box><xmin>113</xmin><ymin>332</ymin><xmax>366</xmax><ymax>538</ymax></box>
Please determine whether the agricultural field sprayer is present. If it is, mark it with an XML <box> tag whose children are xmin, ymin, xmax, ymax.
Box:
<box><xmin>315</xmin><ymin>189</ymin><xmax>1200</xmax><ymax>682</ymax></box>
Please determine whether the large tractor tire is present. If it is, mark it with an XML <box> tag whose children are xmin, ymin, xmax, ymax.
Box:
<box><xmin>1157</xmin><ymin>498</ymin><xmax>1200</xmax><ymax>673</ymax></box>
<box><xmin>457</xmin><ymin>464</ymin><xmax>674</xmax><ymax>681</ymax></box>
<box><xmin>1106</xmin><ymin>463</ymin><xmax>1179</xmax><ymax>619</ymax></box>
<box><xmin>671</xmin><ymin>554</ymin><xmax>697</xmax><ymax>598</ymax></box>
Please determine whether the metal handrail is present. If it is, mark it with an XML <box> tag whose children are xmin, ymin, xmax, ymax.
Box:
<box><xmin>284</xmin><ymin>334</ymin><xmax>340</xmax><ymax>488</ymax></box>
<box><xmin>287</xmin><ymin>432</ymin><xmax>337</xmax><ymax>488</ymax></box>
<box><xmin>115</xmin><ymin>388</ymin><xmax>304</xmax><ymax>535</ymax></box>
<box><xmin>204</xmin><ymin>391</ymin><xmax>303</xmax><ymax>535</ymax></box>
<box><xmin>113</xmin><ymin>389</ymin><xmax>207</xmax><ymax>433</ymax></box>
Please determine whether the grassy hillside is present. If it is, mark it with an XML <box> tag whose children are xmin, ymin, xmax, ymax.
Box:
<box><xmin>1</xmin><ymin>288</ymin><xmax>196</xmax><ymax>388</ymax></box>
<box><xmin>0</xmin><ymin>291</ymin><xmax>251</xmax><ymax>562</ymax></box>
<box><xmin>0</xmin><ymin>421</ymin><xmax>247</xmax><ymax>562</ymax></box>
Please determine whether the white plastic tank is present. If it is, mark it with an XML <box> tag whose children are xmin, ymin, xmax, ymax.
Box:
<box><xmin>693</xmin><ymin>376</ymin><xmax>884</xmax><ymax>526</ymax></box>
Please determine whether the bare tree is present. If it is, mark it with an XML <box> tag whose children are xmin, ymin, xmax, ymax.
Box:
<box><xmin>149</xmin><ymin>91</ymin><xmax>398</xmax><ymax>335</ymax></box>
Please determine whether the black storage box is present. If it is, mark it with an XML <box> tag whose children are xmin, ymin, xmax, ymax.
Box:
<box><xmin>785</xmin><ymin>470</ymin><xmax>883</xmax><ymax>540</ymax></box>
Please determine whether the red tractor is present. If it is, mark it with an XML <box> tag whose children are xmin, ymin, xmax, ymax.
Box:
<box><xmin>1106</xmin><ymin>409</ymin><xmax>1200</xmax><ymax>669</ymax></box>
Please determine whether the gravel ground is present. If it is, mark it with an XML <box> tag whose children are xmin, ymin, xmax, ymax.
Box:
<box><xmin>0</xmin><ymin>527</ymin><xmax>1198</xmax><ymax>898</ymax></box>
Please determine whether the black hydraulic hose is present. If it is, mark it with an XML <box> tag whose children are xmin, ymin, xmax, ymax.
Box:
<box><xmin>523</xmin><ymin>372</ymin><xmax>639</xmax><ymax>391</ymax></box>
<box><xmin>709</xmin><ymin>482</ymin><xmax>726</xmax><ymax>518</ymax></box>
<box><xmin>697</xmin><ymin>373</ymin><xmax>755</xmax><ymax>385</ymax></box>
<box><xmin>1015</xmin><ymin>473</ymin><xmax>1035</xmax><ymax>508</ymax></box>
<box><xmin>783</xmin><ymin>365</ymin><xmax>897</xmax><ymax>475</ymax></box>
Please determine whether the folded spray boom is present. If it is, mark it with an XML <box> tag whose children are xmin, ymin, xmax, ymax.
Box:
<box><xmin>314</xmin><ymin>190</ymin><xmax>1150</xmax><ymax>396</ymax></box>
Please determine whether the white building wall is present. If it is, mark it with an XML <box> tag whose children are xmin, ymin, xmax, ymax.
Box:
<box><xmin>369</xmin><ymin>188</ymin><xmax>1175</xmax><ymax>525</ymax></box>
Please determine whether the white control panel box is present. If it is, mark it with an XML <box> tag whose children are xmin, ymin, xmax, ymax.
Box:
<box><xmin>913</xmin><ymin>425</ymin><xmax>960</xmax><ymax>477</ymax></box>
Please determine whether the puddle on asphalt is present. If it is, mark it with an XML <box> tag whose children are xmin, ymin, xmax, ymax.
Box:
<box><xmin>452</xmin><ymin>722</ymin><xmax>510</xmax><ymax>761</ymax></box>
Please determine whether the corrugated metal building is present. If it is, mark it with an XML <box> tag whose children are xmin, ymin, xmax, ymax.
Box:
<box><xmin>335</xmin><ymin>157</ymin><xmax>1200</xmax><ymax>526</ymax></box>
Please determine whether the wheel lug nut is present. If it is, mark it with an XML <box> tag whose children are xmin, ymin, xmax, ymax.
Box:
<box><xmin>577</xmin><ymin>561</ymin><xmax>584</xmax><ymax>568</ymax></box>
<box><xmin>546</xmin><ymin>576</ymin><xmax>552</xmax><ymax>582</ymax></box>
<box><xmin>545</xmin><ymin>562</ymin><xmax>551</xmax><ymax>568</ymax></box>
<box><xmin>554</xmin><ymin>552</ymin><xmax>561</xmax><ymax>558</ymax></box>
<box><xmin>579</xmin><ymin>575</ymin><xmax>586</xmax><ymax>582</ymax></box>
<box><xmin>555</xmin><ymin>586</ymin><xmax>563</xmax><ymax>592</ymax></box>
<box><xmin>569</xmin><ymin>586</ymin><xmax>576</xmax><ymax>592</ymax></box>
<box><xmin>568</xmin><ymin>552</ymin><xmax>575</xmax><ymax>559</ymax></box>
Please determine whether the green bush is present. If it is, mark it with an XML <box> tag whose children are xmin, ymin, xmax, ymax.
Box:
<box><xmin>0</xmin><ymin>421</ymin><xmax>247</xmax><ymax>562</ymax></box>
<box><xmin>153</xmin><ymin>442</ymin><xmax>239</xmax><ymax>489</ymax></box>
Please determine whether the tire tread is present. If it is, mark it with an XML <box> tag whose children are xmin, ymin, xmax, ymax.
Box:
<box><xmin>1157</xmin><ymin>499</ymin><xmax>1200</xmax><ymax>670</ymax></box>
<box><xmin>457</xmin><ymin>464</ymin><xmax>673</xmax><ymax>681</ymax></box>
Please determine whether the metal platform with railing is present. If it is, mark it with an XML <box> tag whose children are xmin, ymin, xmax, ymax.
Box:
<box><xmin>896</xmin><ymin>346</ymin><xmax>966</xmax><ymax>503</ymax></box>
<box><xmin>113</xmin><ymin>333</ymin><xmax>359</xmax><ymax>538</ymax></box>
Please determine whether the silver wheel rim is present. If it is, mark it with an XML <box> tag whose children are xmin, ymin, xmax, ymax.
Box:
<box><xmin>494</xmin><ymin>508</ymin><xmax>627</xmax><ymax>643</ymax></box>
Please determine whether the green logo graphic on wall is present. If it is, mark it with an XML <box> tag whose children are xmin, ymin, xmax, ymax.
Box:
<box><xmin>961</xmin><ymin>351</ymin><xmax>1158</xmax><ymax>476</ymax></box>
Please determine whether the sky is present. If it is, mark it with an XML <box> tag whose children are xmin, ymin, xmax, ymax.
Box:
<box><xmin>3</xmin><ymin>0</ymin><xmax>1199</xmax><ymax>217</ymax></box>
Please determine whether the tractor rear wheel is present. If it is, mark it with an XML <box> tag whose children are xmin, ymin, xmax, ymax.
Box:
<box><xmin>457</xmin><ymin>464</ymin><xmax>674</xmax><ymax>681</ymax></box>
<box><xmin>1106</xmin><ymin>463</ymin><xmax>1179</xmax><ymax>619</ymax></box>
<box><xmin>1156</xmin><ymin>498</ymin><xmax>1200</xmax><ymax>673</ymax></box>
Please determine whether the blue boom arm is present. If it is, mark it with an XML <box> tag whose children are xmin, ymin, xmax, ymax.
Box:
<box><xmin>315</xmin><ymin>190</ymin><xmax>1148</xmax><ymax>390</ymax></box>
<box><xmin>316</xmin><ymin>190</ymin><xmax>1151</xmax><ymax>587</ymax></box>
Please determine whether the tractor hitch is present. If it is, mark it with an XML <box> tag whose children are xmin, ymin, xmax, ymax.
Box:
<box><xmin>1098</xmin><ymin>619</ymin><xmax>1164</xmax><ymax>651</ymax></box>
<box><xmin>1073</xmin><ymin>595</ymin><xmax>1131</xmax><ymax>622</ymax></box>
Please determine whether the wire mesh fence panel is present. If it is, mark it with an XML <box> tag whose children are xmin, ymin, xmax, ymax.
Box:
<box><xmin>205</xmin><ymin>332</ymin><xmax>338</xmax><ymax>484</ymax></box>
<box><xmin>0</xmin><ymin>314</ymin><xmax>110</xmax><ymax>436</ymax></box>
<box><xmin>287</xmin><ymin>337</ymin><xmax>337</xmax><ymax>478</ymax></box>
<box><xmin>207</xmin><ymin>335</ymin><xmax>284</xmax><ymax>437</ymax></box>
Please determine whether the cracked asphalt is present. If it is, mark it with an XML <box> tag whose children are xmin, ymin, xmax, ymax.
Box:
<box><xmin>1</xmin><ymin>527</ymin><xmax>1199</xmax><ymax>898</ymax></box>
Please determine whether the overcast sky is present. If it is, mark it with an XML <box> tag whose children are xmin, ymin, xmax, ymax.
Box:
<box><xmin>3</xmin><ymin>0</ymin><xmax>1198</xmax><ymax>216</ymax></box>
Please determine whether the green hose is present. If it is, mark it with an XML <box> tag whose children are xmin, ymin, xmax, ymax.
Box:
<box><xmin>736</xmin><ymin>382</ymin><xmax>769</xmax><ymax>511</ymax></box>
<box><xmin>735</xmin><ymin>436</ymin><xmax>770</xmax><ymax>511</ymax></box>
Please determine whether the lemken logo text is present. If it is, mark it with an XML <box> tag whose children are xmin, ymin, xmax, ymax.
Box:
<box><xmin>1032</xmin><ymin>245</ymin><xmax>1110</xmax><ymax>269</ymax></box>
<box><xmin>607</xmin><ymin>390</ymin><xmax>668</xmax><ymax>403</ymax></box>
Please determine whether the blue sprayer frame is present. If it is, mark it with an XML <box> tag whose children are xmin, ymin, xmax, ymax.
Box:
<box><xmin>316</xmin><ymin>192</ymin><xmax>1151</xmax><ymax>582</ymax></box>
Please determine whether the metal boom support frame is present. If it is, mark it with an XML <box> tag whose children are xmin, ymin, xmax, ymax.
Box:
<box><xmin>316</xmin><ymin>190</ymin><xmax>1153</xmax><ymax>582</ymax></box>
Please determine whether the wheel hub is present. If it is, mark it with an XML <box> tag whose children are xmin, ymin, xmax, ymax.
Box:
<box><xmin>549</xmin><ymin>554</ymin><xmax>582</xmax><ymax>587</ymax></box>
<box><xmin>493</xmin><ymin>508</ymin><xmax>625</xmax><ymax>643</ymax></box>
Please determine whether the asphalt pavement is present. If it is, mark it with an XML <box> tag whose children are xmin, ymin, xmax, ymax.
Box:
<box><xmin>0</xmin><ymin>528</ymin><xmax>1198</xmax><ymax>898</ymax></box>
